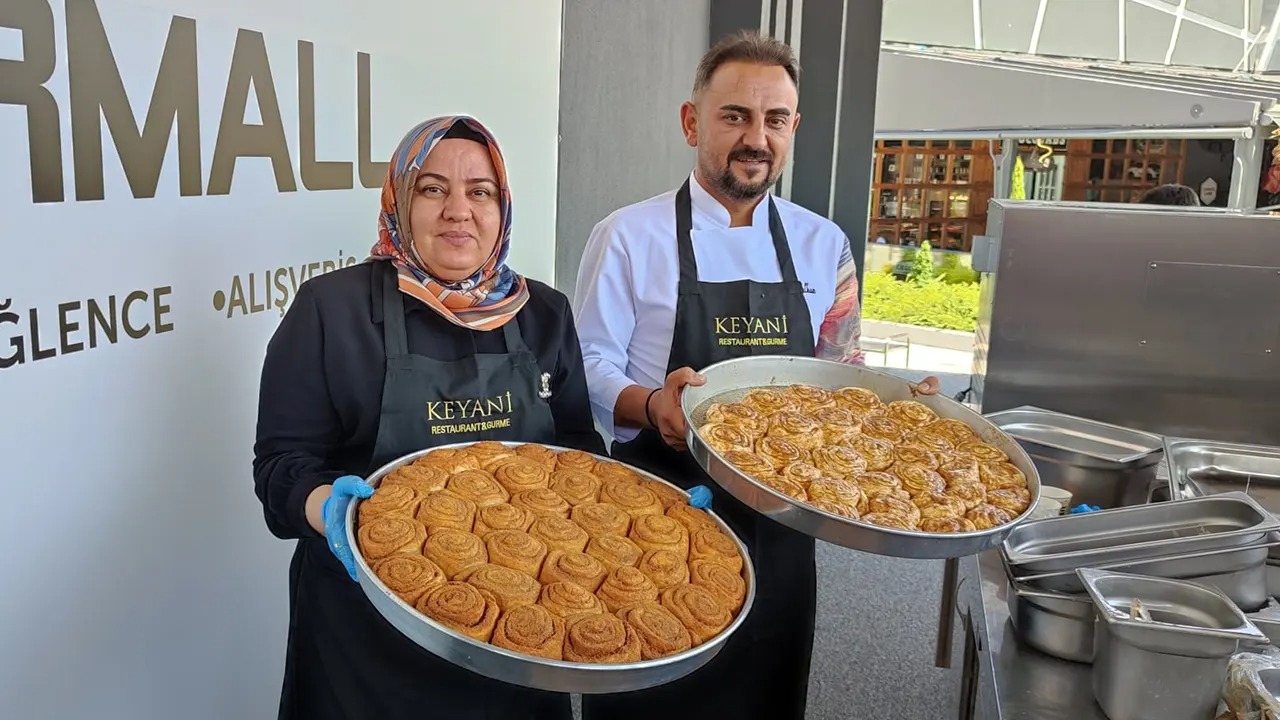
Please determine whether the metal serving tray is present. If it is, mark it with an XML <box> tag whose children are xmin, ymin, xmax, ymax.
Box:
<box><xmin>344</xmin><ymin>442</ymin><xmax>756</xmax><ymax>694</ymax></box>
<box><xmin>1166</xmin><ymin>437</ymin><xmax>1280</xmax><ymax>511</ymax></box>
<box><xmin>679</xmin><ymin>356</ymin><xmax>1041</xmax><ymax>559</ymax></box>
<box><xmin>1002</xmin><ymin>492</ymin><xmax>1279</xmax><ymax>576</ymax></box>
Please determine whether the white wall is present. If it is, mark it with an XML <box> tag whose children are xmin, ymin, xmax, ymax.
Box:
<box><xmin>0</xmin><ymin>1</ymin><xmax>562</xmax><ymax>718</ymax></box>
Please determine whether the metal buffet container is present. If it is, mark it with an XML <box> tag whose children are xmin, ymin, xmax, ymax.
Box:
<box><xmin>344</xmin><ymin>442</ymin><xmax>756</xmax><ymax>694</ymax></box>
<box><xmin>679</xmin><ymin>356</ymin><xmax>1041</xmax><ymax>560</ymax></box>
<box><xmin>985</xmin><ymin>406</ymin><xmax>1164</xmax><ymax>509</ymax></box>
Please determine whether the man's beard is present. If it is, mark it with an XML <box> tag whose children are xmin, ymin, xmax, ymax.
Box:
<box><xmin>705</xmin><ymin>148</ymin><xmax>781</xmax><ymax>201</ymax></box>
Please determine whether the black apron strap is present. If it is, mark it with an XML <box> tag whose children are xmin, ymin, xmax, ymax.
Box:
<box><xmin>380</xmin><ymin>265</ymin><xmax>410</xmax><ymax>360</ymax></box>
<box><xmin>675</xmin><ymin>178</ymin><xmax>699</xmax><ymax>293</ymax></box>
<box><xmin>766</xmin><ymin>197</ymin><xmax>801</xmax><ymax>285</ymax></box>
<box><xmin>499</xmin><ymin>317</ymin><xmax>527</xmax><ymax>354</ymax></box>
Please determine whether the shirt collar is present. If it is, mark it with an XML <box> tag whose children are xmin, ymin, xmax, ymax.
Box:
<box><xmin>688</xmin><ymin>171</ymin><xmax>771</xmax><ymax>229</ymax></box>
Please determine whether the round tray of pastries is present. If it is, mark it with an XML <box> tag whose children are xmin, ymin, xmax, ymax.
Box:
<box><xmin>345</xmin><ymin>441</ymin><xmax>755</xmax><ymax>693</ymax></box>
<box><xmin>680</xmin><ymin>356</ymin><xmax>1041</xmax><ymax>559</ymax></box>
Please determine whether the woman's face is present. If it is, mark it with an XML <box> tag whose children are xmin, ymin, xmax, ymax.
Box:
<box><xmin>408</xmin><ymin>138</ymin><xmax>501</xmax><ymax>283</ymax></box>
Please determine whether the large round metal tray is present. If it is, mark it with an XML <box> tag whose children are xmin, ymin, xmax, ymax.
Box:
<box><xmin>680</xmin><ymin>356</ymin><xmax>1041</xmax><ymax>559</ymax></box>
<box><xmin>344</xmin><ymin>441</ymin><xmax>756</xmax><ymax>694</ymax></box>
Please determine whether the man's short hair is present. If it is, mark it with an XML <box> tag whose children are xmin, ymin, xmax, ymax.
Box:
<box><xmin>1136</xmin><ymin>184</ymin><xmax>1201</xmax><ymax>206</ymax></box>
<box><xmin>693</xmin><ymin>30</ymin><xmax>800</xmax><ymax>95</ymax></box>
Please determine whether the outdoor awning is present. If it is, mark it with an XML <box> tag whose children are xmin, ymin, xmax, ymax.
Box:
<box><xmin>875</xmin><ymin>43</ymin><xmax>1280</xmax><ymax>137</ymax></box>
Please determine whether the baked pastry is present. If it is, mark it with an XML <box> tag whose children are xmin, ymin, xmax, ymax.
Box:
<box><xmin>741</xmin><ymin>388</ymin><xmax>799</xmax><ymax>415</ymax></box>
<box><xmin>767</xmin><ymin>412</ymin><xmax>823</xmax><ymax>452</ymax></box>
<box><xmin>960</xmin><ymin>440</ymin><xmax>1008</xmax><ymax>463</ymax></box>
<box><xmin>415</xmin><ymin>491</ymin><xmax>478</xmax><ymax>534</ymax></box>
<box><xmin>483</xmin><ymin>530</ymin><xmax>548</xmax><ymax>578</ymax></box>
<box><xmin>493</xmin><ymin>459</ymin><xmax>552</xmax><ymax>495</ymax></box>
<box><xmin>584</xmin><ymin>535</ymin><xmax>644</xmax><ymax>573</ymax></box>
<box><xmin>758</xmin><ymin>475</ymin><xmax>809</xmax><ymax>501</ymax></box>
<box><xmin>416</xmin><ymin>581</ymin><xmax>500</xmax><ymax>642</ymax></box>
<box><xmin>895</xmin><ymin>464</ymin><xmax>947</xmax><ymax>498</ymax></box>
<box><xmin>598</xmin><ymin>481</ymin><xmax>664</xmax><ymax>519</ymax></box>
<box><xmin>699</xmin><ymin>422</ymin><xmax>754</xmax><ymax>455</ymax></box>
<box><xmin>925</xmin><ymin>418</ymin><xmax>978</xmax><ymax>445</ymax></box>
<box><xmin>966</xmin><ymin>503</ymin><xmax>1014</xmax><ymax>530</ymax></box>
<box><xmin>563</xmin><ymin>613</ymin><xmax>641</xmax><ymax>663</ymax></box>
<box><xmin>722</xmin><ymin>450</ymin><xmax>777</xmax><ymax>479</ymax></box>
<box><xmin>556</xmin><ymin>450</ymin><xmax>600</xmax><ymax>474</ymax></box>
<box><xmin>540</xmin><ymin>550</ymin><xmax>608</xmax><ymax>593</ymax></box>
<box><xmin>467</xmin><ymin>442</ymin><xmax>517</xmax><ymax>470</ymax></box>
<box><xmin>459</xmin><ymin>563</ymin><xmax>542</xmax><ymax>610</ymax></box>
<box><xmin>907</xmin><ymin>430</ymin><xmax>956</xmax><ymax>453</ymax></box>
<box><xmin>492</xmin><ymin>604</ymin><xmax>565</xmax><ymax>660</ymax></box>
<box><xmin>473</xmin><ymin>503</ymin><xmax>535</xmax><ymax>536</ymax></box>
<box><xmin>861</xmin><ymin>512</ymin><xmax>916</xmax><ymax>530</ymax></box>
<box><xmin>866</xmin><ymin>495</ymin><xmax>922</xmax><ymax>527</ymax></box>
<box><xmin>937</xmin><ymin>455</ymin><xmax>982</xmax><ymax>487</ymax></box>
<box><xmin>592</xmin><ymin>461</ymin><xmax>641</xmax><ymax>484</ymax></box>
<box><xmin>885</xmin><ymin>399</ymin><xmax>938</xmax><ymax>429</ymax></box>
<box><xmin>616</xmin><ymin>602</ymin><xmax>693</xmax><ymax>660</ymax></box>
<box><xmin>571</xmin><ymin>502</ymin><xmax>632</xmax><ymax>538</ymax></box>
<box><xmin>358</xmin><ymin>484</ymin><xmax>422</xmax><ymax>523</ymax></box>
<box><xmin>381</xmin><ymin>464</ymin><xmax>449</xmax><ymax>494</ymax></box>
<box><xmin>596</xmin><ymin>566</ymin><xmax>660</xmax><ymax>612</ymax></box>
<box><xmin>893</xmin><ymin>444</ymin><xmax>939</xmax><ymax>470</ymax></box>
<box><xmin>780</xmin><ymin>462</ymin><xmax>824</xmax><ymax>486</ymax></box>
<box><xmin>528</xmin><ymin>516</ymin><xmax>590</xmax><ymax>554</ymax></box>
<box><xmin>416</xmin><ymin>448</ymin><xmax>481</xmax><ymax>474</ymax></box>
<box><xmin>358</xmin><ymin>515</ymin><xmax>428</xmax><ymax>560</ymax></box>
<box><xmin>423</xmin><ymin>527</ymin><xmax>489</xmax><ymax>579</ymax></box>
<box><xmin>807</xmin><ymin>477</ymin><xmax>865</xmax><ymax>512</ymax></box>
<box><xmin>833</xmin><ymin>386</ymin><xmax>884</xmax><ymax>415</ymax></box>
<box><xmin>914</xmin><ymin>493</ymin><xmax>968</xmax><ymax>520</ymax></box>
<box><xmin>919</xmin><ymin>516</ymin><xmax>978</xmax><ymax>533</ymax></box>
<box><xmin>812</xmin><ymin>407</ymin><xmax>863</xmax><ymax>446</ymax></box>
<box><xmin>987</xmin><ymin>487</ymin><xmax>1032</xmax><ymax>515</ymax></box>
<box><xmin>372</xmin><ymin>554</ymin><xmax>447</xmax><ymax>606</ymax></box>
<box><xmin>810</xmin><ymin>446</ymin><xmax>869</xmax><ymax>478</ymax></box>
<box><xmin>851</xmin><ymin>436</ymin><xmax>896</xmax><ymax>471</ymax></box>
<box><xmin>810</xmin><ymin>500</ymin><xmax>860</xmax><ymax>520</ymax></box>
<box><xmin>666</xmin><ymin>503</ymin><xmax>720</xmax><ymax>534</ymax></box>
<box><xmin>688</xmin><ymin>528</ymin><xmax>743</xmax><ymax>573</ymax></box>
<box><xmin>855</xmin><ymin>471</ymin><xmax>903</xmax><ymax>498</ymax></box>
<box><xmin>944</xmin><ymin>482</ymin><xmax>988</xmax><ymax>512</ymax></box>
<box><xmin>784</xmin><ymin>383</ymin><xmax>836</xmax><ymax>410</ymax></box>
<box><xmin>539</xmin><ymin>581</ymin><xmax>608</xmax><ymax>622</ymax></box>
<box><xmin>660</xmin><ymin>584</ymin><xmax>732</xmax><ymax>645</ymax></box>
<box><xmin>704</xmin><ymin>402</ymin><xmax>768</xmax><ymax>439</ymax></box>
<box><xmin>688</xmin><ymin>559</ymin><xmax>747</xmax><ymax>613</ymax></box>
<box><xmin>445</xmin><ymin>470</ymin><xmax>510</xmax><ymax>508</ymax></box>
<box><xmin>636</xmin><ymin>549</ymin><xmax>690</xmax><ymax>591</ymax></box>
<box><xmin>861</xmin><ymin>415</ymin><xmax>909</xmax><ymax>444</ymax></box>
<box><xmin>511</xmin><ymin>488</ymin><xmax>572</xmax><ymax>519</ymax></box>
<box><xmin>641</xmin><ymin>480</ymin><xmax>687</xmax><ymax>511</ymax></box>
<box><xmin>756</xmin><ymin>436</ymin><xmax>808</xmax><ymax>471</ymax></box>
<box><xmin>629</xmin><ymin>514</ymin><xmax>690</xmax><ymax>557</ymax></box>
<box><xmin>980</xmin><ymin>461</ymin><xmax>1028</xmax><ymax>490</ymax></box>
<box><xmin>514</xmin><ymin>443</ymin><xmax>559</xmax><ymax>472</ymax></box>
<box><xmin>549</xmin><ymin>469</ymin><xmax>602</xmax><ymax>506</ymax></box>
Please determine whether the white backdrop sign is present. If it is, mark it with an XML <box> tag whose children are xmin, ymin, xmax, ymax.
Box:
<box><xmin>0</xmin><ymin>0</ymin><xmax>562</xmax><ymax>717</ymax></box>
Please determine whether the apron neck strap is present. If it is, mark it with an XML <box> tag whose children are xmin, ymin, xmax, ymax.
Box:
<box><xmin>380</xmin><ymin>263</ymin><xmax>410</xmax><ymax>359</ymax></box>
<box><xmin>675</xmin><ymin>177</ymin><xmax>800</xmax><ymax>291</ymax></box>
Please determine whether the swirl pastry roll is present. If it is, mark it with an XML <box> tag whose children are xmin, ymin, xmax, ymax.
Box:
<box><xmin>358</xmin><ymin>515</ymin><xmax>428</xmax><ymax>560</ymax></box>
<box><xmin>661</xmin><ymin>584</ymin><xmax>732</xmax><ymax>645</ymax></box>
<box><xmin>861</xmin><ymin>415</ymin><xmax>909</xmax><ymax>444</ymax></box>
<box><xmin>722</xmin><ymin>450</ymin><xmax>776</xmax><ymax>480</ymax></box>
<box><xmin>571</xmin><ymin>502</ymin><xmax>632</xmax><ymax>538</ymax></box>
<box><xmin>415</xmin><ymin>581</ymin><xmax>500</xmax><ymax>642</ymax></box>
<box><xmin>549</xmin><ymin>469</ymin><xmax>602</xmax><ymax>506</ymax></box>
<box><xmin>445</xmin><ymin>470</ymin><xmax>509</xmax><ymax>508</ymax></box>
<box><xmin>563</xmin><ymin>613</ymin><xmax>641</xmax><ymax>663</ymax></box>
<box><xmin>423</xmin><ymin>528</ymin><xmax>489</xmax><ymax>579</ymax></box>
<box><xmin>885</xmin><ymin>399</ymin><xmax>938</xmax><ymax>429</ymax></box>
<box><xmin>585</xmin><ymin>535</ymin><xmax>644</xmax><ymax>573</ymax></box>
<box><xmin>987</xmin><ymin>487</ymin><xmax>1032</xmax><ymax>515</ymax></box>
<box><xmin>539</xmin><ymin>581</ymin><xmax>607</xmax><ymax>622</ymax></box>
<box><xmin>636</xmin><ymin>549</ymin><xmax>690</xmax><ymax>591</ymax></box>
<box><xmin>358</xmin><ymin>484</ymin><xmax>422</xmax><ymax>523</ymax></box>
<box><xmin>415</xmin><ymin>491</ymin><xmax>478</xmax><ymax>534</ymax></box>
<box><xmin>756</xmin><ymin>436</ymin><xmax>808</xmax><ymax>471</ymax></box>
<box><xmin>616</xmin><ymin>603</ymin><xmax>693</xmax><ymax>660</ymax></box>
<box><xmin>688</xmin><ymin>528</ymin><xmax>743</xmax><ymax>573</ymax></box>
<box><xmin>416</xmin><ymin>448</ymin><xmax>481</xmax><ymax>474</ymax></box>
<box><xmin>851</xmin><ymin>436</ymin><xmax>896</xmax><ymax>471</ymax></box>
<box><xmin>705</xmin><ymin>402</ymin><xmax>768</xmax><ymax>439</ymax></box>
<box><xmin>966</xmin><ymin>503</ymin><xmax>1013</xmax><ymax>530</ymax></box>
<box><xmin>867</xmin><ymin>495</ymin><xmax>922</xmax><ymax>527</ymax></box>
<box><xmin>855</xmin><ymin>471</ymin><xmax>903</xmax><ymax>498</ymax></box>
<box><xmin>541</xmin><ymin>550</ymin><xmax>608</xmax><ymax>592</ymax></box>
<box><xmin>372</xmin><ymin>554</ymin><xmax>447</xmax><ymax>606</ymax></box>
<box><xmin>833</xmin><ymin>386</ymin><xmax>884</xmax><ymax>415</ymax></box>
<box><xmin>492</xmin><ymin>604</ymin><xmax>566</xmax><ymax>660</ymax></box>
<box><xmin>642</xmin><ymin>480</ymin><xmax>687</xmax><ymax>511</ymax></box>
<box><xmin>493</xmin><ymin>459</ymin><xmax>552</xmax><ymax>495</ymax></box>
<box><xmin>699</xmin><ymin>422</ymin><xmax>754</xmax><ymax>455</ymax></box>
<box><xmin>960</xmin><ymin>441</ymin><xmax>1009</xmax><ymax>464</ymax></box>
<box><xmin>511</xmin><ymin>489</ymin><xmax>572</xmax><ymax>519</ymax></box>
<box><xmin>599</xmin><ymin>481</ymin><xmax>664</xmax><ymax>519</ymax></box>
<box><xmin>807</xmin><ymin>477</ymin><xmax>865</xmax><ymax>512</ymax></box>
<box><xmin>381</xmin><ymin>464</ymin><xmax>449</xmax><ymax>494</ymax></box>
<box><xmin>915</xmin><ymin>493</ymin><xmax>968</xmax><ymax>520</ymax></box>
<box><xmin>895</xmin><ymin>464</ymin><xmax>947</xmax><ymax>498</ymax></box>
<box><xmin>944</xmin><ymin>482</ymin><xmax>988</xmax><ymax>512</ymax></box>
<box><xmin>466</xmin><ymin>441</ymin><xmax>515</xmax><ymax>466</ymax></box>
<box><xmin>514</xmin><ymin>443</ymin><xmax>559</xmax><ymax>472</ymax></box>
<box><xmin>980</xmin><ymin>462</ymin><xmax>1028</xmax><ymax>490</ymax></box>
<box><xmin>893</xmin><ymin>444</ymin><xmax>939</xmax><ymax>470</ymax></box>
<box><xmin>556</xmin><ymin>450</ymin><xmax>600</xmax><ymax>474</ymax></box>
<box><xmin>785</xmin><ymin>383</ymin><xmax>836</xmax><ymax>409</ymax></box>
<box><xmin>688</xmin><ymin>560</ymin><xmax>747</xmax><ymax>613</ymax></box>
<box><xmin>920</xmin><ymin>516</ymin><xmax>978</xmax><ymax>533</ymax></box>
<box><xmin>862</xmin><ymin>512</ymin><xmax>916</xmax><ymax>531</ymax></box>
<box><xmin>483</xmin><ymin>530</ymin><xmax>548</xmax><ymax>578</ymax></box>
<box><xmin>741</xmin><ymin>388</ymin><xmax>799</xmax><ymax>415</ymax></box>
<box><xmin>908</xmin><ymin>431</ymin><xmax>955</xmax><ymax>453</ymax></box>
<box><xmin>759</xmin><ymin>475</ymin><xmax>809</xmax><ymax>502</ymax></box>
<box><xmin>812</xmin><ymin>407</ymin><xmax>862</xmax><ymax>445</ymax></box>
<box><xmin>925</xmin><ymin>418</ymin><xmax>979</xmax><ymax>445</ymax></box>
<box><xmin>780</xmin><ymin>462</ymin><xmax>823</xmax><ymax>487</ymax></box>
<box><xmin>810</xmin><ymin>446</ymin><xmax>869</xmax><ymax>479</ymax></box>
<box><xmin>666</xmin><ymin>504</ymin><xmax>720</xmax><ymax>534</ymax></box>
<box><xmin>592</xmin><ymin>461</ymin><xmax>641</xmax><ymax>484</ymax></box>
<box><xmin>767</xmin><ymin>412</ymin><xmax>823</xmax><ymax>452</ymax></box>
<box><xmin>596</xmin><ymin>566</ymin><xmax>660</xmax><ymax>612</ymax></box>
<box><xmin>528</xmin><ymin>516</ymin><xmax>590</xmax><ymax>554</ymax></box>
<box><xmin>473</xmin><ymin>503</ymin><xmax>534</xmax><ymax>536</ymax></box>
<box><xmin>628</xmin><ymin>514</ymin><xmax>690</xmax><ymax>557</ymax></box>
<box><xmin>459</xmin><ymin>563</ymin><xmax>541</xmax><ymax>610</ymax></box>
<box><xmin>938</xmin><ymin>456</ymin><xmax>982</xmax><ymax>487</ymax></box>
<box><xmin>810</xmin><ymin>500</ymin><xmax>860</xmax><ymax>520</ymax></box>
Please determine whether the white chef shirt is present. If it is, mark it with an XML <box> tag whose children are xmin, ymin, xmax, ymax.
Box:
<box><xmin>571</xmin><ymin>172</ymin><xmax>851</xmax><ymax>442</ymax></box>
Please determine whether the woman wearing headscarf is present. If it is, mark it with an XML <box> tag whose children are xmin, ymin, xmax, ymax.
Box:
<box><xmin>253</xmin><ymin>115</ymin><xmax>602</xmax><ymax>719</ymax></box>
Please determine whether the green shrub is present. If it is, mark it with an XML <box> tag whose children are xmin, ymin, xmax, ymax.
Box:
<box><xmin>908</xmin><ymin>241</ymin><xmax>935</xmax><ymax>283</ymax></box>
<box><xmin>937</xmin><ymin>265</ymin><xmax>979</xmax><ymax>284</ymax></box>
<box><xmin>939</xmin><ymin>253</ymin><xmax>961</xmax><ymax>270</ymax></box>
<box><xmin>880</xmin><ymin>262</ymin><xmax>896</xmax><ymax>275</ymax></box>
<box><xmin>862</xmin><ymin>271</ymin><xmax>979</xmax><ymax>332</ymax></box>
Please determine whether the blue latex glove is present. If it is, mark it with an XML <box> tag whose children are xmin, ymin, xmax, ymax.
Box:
<box><xmin>688</xmin><ymin>485</ymin><xmax>713</xmax><ymax>509</ymax></box>
<box><xmin>322</xmin><ymin>475</ymin><xmax>375</xmax><ymax>581</ymax></box>
<box><xmin>1070</xmin><ymin>503</ymin><xmax>1102</xmax><ymax>515</ymax></box>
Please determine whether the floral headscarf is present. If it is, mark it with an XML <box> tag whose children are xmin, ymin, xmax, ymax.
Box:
<box><xmin>368</xmin><ymin>115</ymin><xmax>528</xmax><ymax>331</ymax></box>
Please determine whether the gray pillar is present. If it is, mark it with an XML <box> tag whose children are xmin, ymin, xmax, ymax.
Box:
<box><xmin>1228</xmin><ymin>129</ymin><xmax>1264</xmax><ymax>210</ymax></box>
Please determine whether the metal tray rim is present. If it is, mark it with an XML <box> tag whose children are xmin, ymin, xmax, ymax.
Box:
<box><xmin>985</xmin><ymin>405</ymin><xmax>1165</xmax><ymax>466</ymax></box>
<box><xmin>1164</xmin><ymin>435</ymin><xmax>1280</xmax><ymax>500</ymax></box>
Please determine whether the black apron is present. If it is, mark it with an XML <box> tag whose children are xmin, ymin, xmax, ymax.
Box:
<box><xmin>581</xmin><ymin>179</ymin><xmax>818</xmax><ymax>720</ymax></box>
<box><xmin>278</xmin><ymin>264</ymin><xmax>570</xmax><ymax>720</ymax></box>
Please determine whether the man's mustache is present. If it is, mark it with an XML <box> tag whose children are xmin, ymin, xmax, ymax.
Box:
<box><xmin>729</xmin><ymin>148</ymin><xmax>773</xmax><ymax>164</ymax></box>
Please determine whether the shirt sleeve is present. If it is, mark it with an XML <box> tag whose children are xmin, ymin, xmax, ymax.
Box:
<box><xmin>571</xmin><ymin>219</ymin><xmax>640</xmax><ymax>439</ymax></box>
<box><xmin>815</xmin><ymin>235</ymin><xmax>865</xmax><ymax>365</ymax></box>
<box><xmin>549</xmin><ymin>300</ymin><xmax>609</xmax><ymax>455</ymax></box>
<box><xmin>252</xmin><ymin>283</ymin><xmax>346</xmax><ymax>540</ymax></box>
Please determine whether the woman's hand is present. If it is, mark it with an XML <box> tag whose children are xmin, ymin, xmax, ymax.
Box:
<box><xmin>649</xmin><ymin>367</ymin><xmax>706</xmax><ymax>451</ymax></box>
<box><xmin>912</xmin><ymin>376</ymin><xmax>941</xmax><ymax>397</ymax></box>
<box><xmin>315</xmin><ymin>476</ymin><xmax>375</xmax><ymax>581</ymax></box>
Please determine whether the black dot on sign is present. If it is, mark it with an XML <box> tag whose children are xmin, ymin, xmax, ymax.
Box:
<box><xmin>213</xmin><ymin>290</ymin><xmax>226</xmax><ymax>311</ymax></box>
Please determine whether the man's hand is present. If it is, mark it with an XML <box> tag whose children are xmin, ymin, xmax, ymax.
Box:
<box><xmin>912</xmin><ymin>375</ymin><xmax>942</xmax><ymax>397</ymax></box>
<box><xmin>649</xmin><ymin>367</ymin><xmax>706</xmax><ymax>450</ymax></box>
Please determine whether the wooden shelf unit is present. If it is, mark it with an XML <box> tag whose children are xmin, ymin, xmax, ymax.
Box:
<box><xmin>868</xmin><ymin>139</ymin><xmax>997</xmax><ymax>252</ymax></box>
<box><xmin>1061</xmin><ymin>139</ymin><xmax>1187</xmax><ymax>203</ymax></box>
